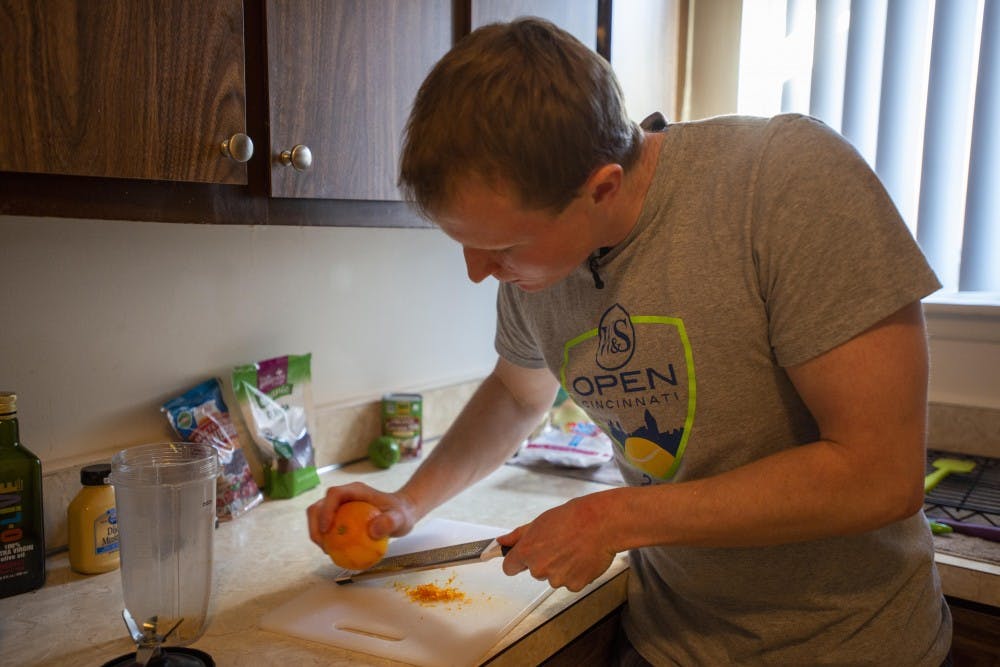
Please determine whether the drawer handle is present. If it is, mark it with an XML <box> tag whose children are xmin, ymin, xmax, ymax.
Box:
<box><xmin>220</xmin><ymin>133</ymin><xmax>254</xmax><ymax>163</ymax></box>
<box><xmin>279</xmin><ymin>144</ymin><xmax>312</xmax><ymax>171</ymax></box>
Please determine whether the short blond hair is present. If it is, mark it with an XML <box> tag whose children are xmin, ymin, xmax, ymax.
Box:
<box><xmin>399</xmin><ymin>17</ymin><xmax>642</xmax><ymax>218</ymax></box>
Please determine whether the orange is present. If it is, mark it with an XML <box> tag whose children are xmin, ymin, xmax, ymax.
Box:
<box><xmin>323</xmin><ymin>500</ymin><xmax>389</xmax><ymax>570</ymax></box>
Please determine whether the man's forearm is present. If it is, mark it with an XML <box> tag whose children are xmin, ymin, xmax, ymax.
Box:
<box><xmin>597</xmin><ymin>434</ymin><xmax>925</xmax><ymax>553</ymax></box>
<box><xmin>400</xmin><ymin>365</ymin><xmax>557</xmax><ymax>519</ymax></box>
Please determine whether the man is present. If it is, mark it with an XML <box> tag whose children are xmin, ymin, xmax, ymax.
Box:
<box><xmin>308</xmin><ymin>18</ymin><xmax>951</xmax><ymax>666</ymax></box>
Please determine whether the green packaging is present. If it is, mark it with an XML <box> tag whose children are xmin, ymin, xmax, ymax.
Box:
<box><xmin>232</xmin><ymin>354</ymin><xmax>320</xmax><ymax>499</ymax></box>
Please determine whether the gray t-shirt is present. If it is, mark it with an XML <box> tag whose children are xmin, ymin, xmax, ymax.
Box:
<box><xmin>495</xmin><ymin>114</ymin><xmax>949</xmax><ymax>665</ymax></box>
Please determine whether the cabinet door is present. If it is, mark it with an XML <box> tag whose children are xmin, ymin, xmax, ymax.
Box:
<box><xmin>266</xmin><ymin>0</ymin><xmax>452</xmax><ymax>200</ymax></box>
<box><xmin>0</xmin><ymin>0</ymin><xmax>249</xmax><ymax>184</ymax></box>
<box><xmin>471</xmin><ymin>0</ymin><xmax>598</xmax><ymax>49</ymax></box>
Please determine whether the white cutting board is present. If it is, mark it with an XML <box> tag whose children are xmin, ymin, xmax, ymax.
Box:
<box><xmin>259</xmin><ymin>518</ymin><xmax>554</xmax><ymax>667</ymax></box>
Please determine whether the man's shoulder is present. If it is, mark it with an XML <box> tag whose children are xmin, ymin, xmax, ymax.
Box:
<box><xmin>673</xmin><ymin>113</ymin><xmax>770</xmax><ymax>132</ymax></box>
<box><xmin>673</xmin><ymin>112</ymin><xmax>837</xmax><ymax>142</ymax></box>
<box><xmin>664</xmin><ymin>114</ymin><xmax>776</xmax><ymax>158</ymax></box>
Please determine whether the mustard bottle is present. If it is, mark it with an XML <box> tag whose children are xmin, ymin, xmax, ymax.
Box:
<box><xmin>67</xmin><ymin>463</ymin><xmax>119</xmax><ymax>574</ymax></box>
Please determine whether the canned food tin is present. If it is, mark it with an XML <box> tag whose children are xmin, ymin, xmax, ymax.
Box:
<box><xmin>382</xmin><ymin>393</ymin><xmax>423</xmax><ymax>459</ymax></box>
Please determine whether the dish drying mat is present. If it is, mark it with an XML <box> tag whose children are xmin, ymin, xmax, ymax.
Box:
<box><xmin>924</xmin><ymin>449</ymin><xmax>1000</xmax><ymax>566</ymax></box>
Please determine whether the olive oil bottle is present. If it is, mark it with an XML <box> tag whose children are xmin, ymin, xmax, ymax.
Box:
<box><xmin>0</xmin><ymin>392</ymin><xmax>46</xmax><ymax>598</ymax></box>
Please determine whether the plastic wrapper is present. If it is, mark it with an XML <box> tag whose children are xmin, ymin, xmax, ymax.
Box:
<box><xmin>516</xmin><ymin>397</ymin><xmax>614</xmax><ymax>468</ymax></box>
<box><xmin>231</xmin><ymin>353</ymin><xmax>320</xmax><ymax>499</ymax></box>
<box><xmin>162</xmin><ymin>378</ymin><xmax>264</xmax><ymax>521</ymax></box>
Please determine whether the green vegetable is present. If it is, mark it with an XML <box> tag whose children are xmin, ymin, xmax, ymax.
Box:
<box><xmin>368</xmin><ymin>436</ymin><xmax>401</xmax><ymax>469</ymax></box>
<box><xmin>927</xmin><ymin>519</ymin><xmax>953</xmax><ymax>535</ymax></box>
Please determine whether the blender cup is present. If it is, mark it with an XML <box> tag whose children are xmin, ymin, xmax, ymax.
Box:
<box><xmin>109</xmin><ymin>442</ymin><xmax>219</xmax><ymax>666</ymax></box>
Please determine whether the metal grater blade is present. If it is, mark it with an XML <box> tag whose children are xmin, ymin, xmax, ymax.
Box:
<box><xmin>380</xmin><ymin>538</ymin><xmax>495</xmax><ymax>568</ymax></box>
<box><xmin>335</xmin><ymin>537</ymin><xmax>501</xmax><ymax>584</ymax></box>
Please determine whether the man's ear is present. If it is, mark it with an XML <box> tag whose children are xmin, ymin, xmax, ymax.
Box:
<box><xmin>587</xmin><ymin>164</ymin><xmax>623</xmax><ymax>205</ymax></box>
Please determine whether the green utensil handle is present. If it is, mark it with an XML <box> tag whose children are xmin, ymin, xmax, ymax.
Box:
<box><xmin>927</xmin><ymin>519</ymin><xmax>953</xmax><ymax>535</ymax></box>
<box><xmin>924</xmin><ymin>468</ymin><xmax>950</xmax><ymax>493</ymax></box>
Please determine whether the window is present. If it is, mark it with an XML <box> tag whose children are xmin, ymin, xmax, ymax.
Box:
<box><xmin>737</xmin><ymin>0</ymin><xmax>999</xmax><ymax>304</ymax></box>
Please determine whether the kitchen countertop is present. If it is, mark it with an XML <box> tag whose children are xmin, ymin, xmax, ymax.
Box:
<box><xmin>932</xmin><ymin>534</ymin><xmax>1000</xmax><ymax>607</ymax></box>
<box><xmin>3</xmin><ymin>452</ymin><xmax>998</xmax><ymax>666</ymax></box>
<box><xmin>0</xmin><ymin>456</ymin><xmax>628</xmax><ymax>667</ymax></box>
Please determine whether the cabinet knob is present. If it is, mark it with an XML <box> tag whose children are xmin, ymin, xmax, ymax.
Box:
<box><xmin>279</xmin><ymin>144</ymin><xmax>312</xmax><ymax>171</ymax></box>
<box><xmin>220</xmin><ymin>133</ymin><xmax>254</xmax><ymax>163</ymax></box>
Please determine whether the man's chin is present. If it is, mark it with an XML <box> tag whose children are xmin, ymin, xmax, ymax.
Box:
<box><xmin>505</xmin><ymin>274</ymin><xmax>570</xmax><ymax>292</ymax></box>
<box><xmin>510</xmin><ymin>280</ymin><xmax>549</xmax><ymax>293</ymax></box>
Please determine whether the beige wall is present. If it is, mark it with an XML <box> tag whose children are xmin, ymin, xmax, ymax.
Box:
<box><xmin>682</xmin><ymin>0</ymin><xmax>743</xmax><ymax>120</ymax></box>
<box><xmin>1</xmin><ymin>216</ymin><xmax>498</xmax><ymax>467</ymax></box>
<box><xmin>611</xmin><ymin>0</ymin><xmax>684</xmax><ymax>123</ymax></box>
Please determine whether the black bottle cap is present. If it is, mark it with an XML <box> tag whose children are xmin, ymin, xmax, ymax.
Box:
<box><xmin>81</xmin><ymin>463</ymin><xmax>112</xmax><ymax>486</ymax></box>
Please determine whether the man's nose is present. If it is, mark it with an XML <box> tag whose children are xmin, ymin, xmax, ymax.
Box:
<box><xmin>463</xmin><ymin>247</ymin><xmax>498</xmax><ymax>283</ymax></box>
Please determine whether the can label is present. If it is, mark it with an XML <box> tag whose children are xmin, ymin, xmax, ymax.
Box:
<box><xmin>382</xmin><ymin>393</ymin><xmax>422</xmax><ymax>459</ymax></box>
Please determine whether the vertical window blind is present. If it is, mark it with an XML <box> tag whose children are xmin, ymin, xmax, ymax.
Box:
<box><xmin>737</xmin><ymin>0</ymin><xmax>999</xmax><ymax>300</ymax></box>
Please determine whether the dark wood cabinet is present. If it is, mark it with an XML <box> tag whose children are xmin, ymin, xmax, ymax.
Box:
<box><xmin>0</xmin><ymin>0</ymin><xmax>249</xmax><ymax>184</ymax></box>
<box><xmin>265</xmin><ymin>0</ymin><xmax>452</xmax><ymax>200</ymax></box>
<box><xmin>0</xmin><ymin>0</ymin><xmax>451</xmax><ymax>198</ymax></box>
<box><xmin>538</xmin><ymin>605</ymin><xmax>622</xmax><ymax>666</ymax></box>
<box><xmin>949</xmin><ymin>597</ymin><xmax>1000</xmax><ymax>667</ymax></box>
<box><xmin>0</xmin><ymin>0</ymin><xmax>645</xmax><ymax>226</ymax></box>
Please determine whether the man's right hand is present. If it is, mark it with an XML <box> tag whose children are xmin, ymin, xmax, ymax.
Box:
<box><xmin>306</xmin><ymin>481</ymin><xmax>420</xmax><ymax>549</ymax></box>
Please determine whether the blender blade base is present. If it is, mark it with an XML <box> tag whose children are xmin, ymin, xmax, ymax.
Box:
<box><xmin>101</xmin><ymin>647</ymin><xmax>215</xmax><ymax>667</ymax></box>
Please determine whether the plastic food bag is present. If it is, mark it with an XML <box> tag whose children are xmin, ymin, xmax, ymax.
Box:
<box><xmin>231</xmin><ymin>353</ymin><xmax>320</xmax><ymax>499</ymax></box>
<box><xmin>517</xmin><ymin>394</ymin><xmax>614</xmax><ymax>468</ymax></box>
<box><xmin>516</xmin><ymin>396</ymin><xmax>614</xmax><ymax>468</ymax></box>
<box><xmin>162</xmin><ymin>378</ymin><xmax>264</xmax><ymax>521</ymax></box>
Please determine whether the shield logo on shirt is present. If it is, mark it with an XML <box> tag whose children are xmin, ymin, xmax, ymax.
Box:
<box><xmin>560</xmin><ymin>303</ymin><xmax>695</xmax><ymax>481</ymax></box>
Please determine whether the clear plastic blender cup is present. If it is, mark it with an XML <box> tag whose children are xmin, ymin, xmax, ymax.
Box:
<box><xmin>111</xmin><ymin>442</ymin><xmax>219</xmax><ymax>648</ymax></box>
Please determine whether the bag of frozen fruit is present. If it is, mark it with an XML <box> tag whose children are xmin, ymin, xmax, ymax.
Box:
<box><xmin>231</xmin><ymin>353</ymin><xmax>320</xmax><ymax>499</ymax></box>
<box><xmin>162</xmin><ymin>377</ymin><xmax>264</xmax><ymax>520</ymax></box>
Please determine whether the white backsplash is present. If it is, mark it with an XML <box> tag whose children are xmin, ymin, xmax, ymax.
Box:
<box><xmin>928</xmin><ymin>402</ymin><xmax>1000</xmax><ymax>458</ymax></box>
<box><xmin>41</xmin><ymin>378</ymin><xmax>483</xmax><ymax>552</ymax></box>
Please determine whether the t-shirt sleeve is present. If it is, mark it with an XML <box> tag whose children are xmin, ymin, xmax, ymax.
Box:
<box><xmin>494</xmin><ymin>283</ymin><xmax>549</xmax><ymax>369</ymax></box>
<box><xmin>752</xmin><ymin>114</ymin><xmax>941</xmax><ymax>367</ymax></box>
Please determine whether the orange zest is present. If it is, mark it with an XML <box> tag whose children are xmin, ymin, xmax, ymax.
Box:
<box><xmin>395</xmin><ymin>574</ymin><xmax>469</xmax><ymax>606</ymax></box>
